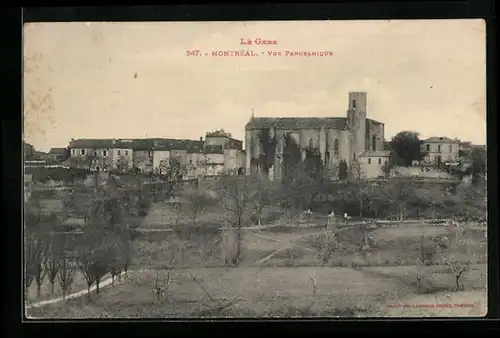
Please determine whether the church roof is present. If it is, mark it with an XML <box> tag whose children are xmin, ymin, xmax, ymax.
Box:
<box><xmin>245</xmin><ymin>117</ymin><xmax>347</xmax><ymax>130</ymax></box>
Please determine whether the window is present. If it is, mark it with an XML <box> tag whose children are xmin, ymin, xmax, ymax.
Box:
<box><xmin>190</xmin><ymin>159</ymin><xmax>193</xmax><ymax>165</ymax></box>
<box><xmin>437</xmin><ymin>145</ymin><xmax>441</xmax><ymax>152</ymax></box>
<box><xmin>378</xmin><ymin>158</ymin><xmax>382</xmax><ymax>165</ymax></box>
<box><xmin>72</xmin><ymin>149</ymin><xmax>75</xmax><ymax>155</ymax></box>
<box><xmin>352</xmin><ymin>100</ymin><xmax>356</xmax><ymax>109</ymax></box>
<box><xmin>125</xmin><ymin>150</ymin><xmax>128</xmax><ymax>156</ymax></box>
<box><xmin>426</xmin><ymin>144</ymin><xmax>430</xmax><ymax>152</ymax></box>
<box><xmin>368</xmin><ymin>158</ymin><xmax>371</xmax><ymax>164</ymax></box>
<box><xmin>449</xmin><ymin>145</ymin><xmax>452</xmax><ymax>152</ymax></box>
<box><xmin>372</xmin><ymin>135</ymin><xmax>376</xmax><ymax>151</ymax></box>
<box><xmin>309</xmin><ymin>139</ymin><xmax>314</xmax><ymax>149</ymax></box>
<box><xmin>333</xmin><ymin>139</ymin><xmax>339</xmax><ymax>156</ymax></box>
<box><xmin>93</xmin><ymin>151</ymin><xmax>97</xmax><ymax>157</ymax></box>
<box><xmin>117</xmin><ymin>150</ymin><xmax>121</xmax><ymax>156</ymax></box>
<box><xmin>80</xmin><ymin>149</ymin><xmax>85</xmax><ymax>155</ymax></box>
<box><xmin>102</xmin><ymin>150</ymin><xmax>108</xmax><ymax>157</ymax></box>
<box><xmin>325</xmin><ymin>152</ymin><xmax>330</xmax><ymax>163</ymax></box>
<box><xmin>353</xmin><ymin>153</ymin><xmax>356</xmax><ymax>160</ymax></box>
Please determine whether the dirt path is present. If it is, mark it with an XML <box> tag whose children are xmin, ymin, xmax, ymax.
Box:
<box><xmin>252</xmin><ymin>226</ymin><xmax>358</xmax><ymax>264</ymax></box>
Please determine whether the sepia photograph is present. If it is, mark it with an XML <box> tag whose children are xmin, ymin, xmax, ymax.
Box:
<box><xmin>23</xmin><ymin>19</ymin><xmax>487</xmax><ymax>318</ymax></box>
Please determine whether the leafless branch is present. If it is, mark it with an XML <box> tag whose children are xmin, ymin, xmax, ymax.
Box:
<box><xmin>56</xmin><ymin>255</ymin><xmax>76</xmax><ymax>300</ymax></box>
<box><xmin>189</xmin><ymin>271</ymin><xmax>214</xmax><ymax>302</ymax></box>
<box><xmin>444</xmin><ymin>257</ymin><xmax>471</xmax><ymax>291</ymax></box>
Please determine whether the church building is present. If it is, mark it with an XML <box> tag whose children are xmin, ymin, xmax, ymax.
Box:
<box><xmin>244</xmin><ymin>92</ymin><xmax>389</xmax><ymax>180</ymax></box>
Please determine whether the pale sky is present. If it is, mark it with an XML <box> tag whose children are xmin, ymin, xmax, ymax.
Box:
<box><xmin>23</xmin><ymin>20</ymin><xmax>486</xmax><ymax>152</ymax></box>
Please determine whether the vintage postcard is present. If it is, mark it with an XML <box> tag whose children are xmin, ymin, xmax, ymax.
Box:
<box><xmin>24</xmin><ymin>19</ymin><xmax>487</xmax><ymax>318</ymax></box>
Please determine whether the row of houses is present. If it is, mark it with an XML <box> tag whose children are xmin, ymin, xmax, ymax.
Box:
<box><xmin>33</xmin><ymin>122</ymin><xmax>484</xmax><ymax>182</ymax></box>
<box><xmin>64</xmin><ymin>130</ymin><xmax>246</xmax><ymax>180</ymax></box>
<box><xmin>60</xmin><ymin>133</ymin><xmax>484</xmax><ymax>181</ymax></box>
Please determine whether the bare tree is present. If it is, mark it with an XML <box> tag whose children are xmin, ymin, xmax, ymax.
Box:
<box><xmin>349</xmin><ymin>158</ymin><xmax>369</xmax><ymax>218</ymax></box>
<box><xmin>319</xmin><ymin>232</ymin><xmax>339</xmax><ymax>264</ymax></box>
<box><xmin>150</xmin><ymin>256</ymin><xmax>179</xmax><ymax>303</ymax></box>
<box><xmin>71</xmin><ymin>183</ymin><xmax>134</xmax><ymax>297</ymax></box>
<box><xmin>121</xmin><ymin>239</ymin><xmax>132</xmax><ymax>279</ymax></box>
<box><xmin>217</xmin><ymin>176</ymin><xmax>254</xmax><ymax>265</ymax></box>
<box><xmin>108</xmin><ymin>234</ymin><xmax>132</xmax><ymax>284</ymax></box>
<box><xmin>33</xmin><ymin>245</ymin><xmax>48</xmax><ymax>298</ymax></box>
<box><xmin>24</xmin><ymin>206</ymin><xmax>58</xmax><ymax>299</ymax></box>
<box><xmin>24</xmin><ymin>231</ymin><xmax>49</xmax><ymax>299</ymax></box>
<box><xmin>77</xmin><ymin>229</ymin><xmax>118</xmax><ymax>297</ymax></box>
<box><xmin>45</xmin><ymin>239</ymin><xmax>61</xmax><ymax>295</ymax></box>
<box><xmin>24</xmin><ymin>234</ymin><xmax>36</xmax><ymax>296</ymax></box>
<box><xmin>419</xmin><ymin>235</ymin><xmax>437</xmax><ymax>265</ymax></box>
<box><xmin>444</xmin><ymin>257</ymin><xmax>471</xmax><ymax>291</ymax></box>
<box><xmin>183</xmin><ymin>186</ymin><xmax>213</xmax><ymax>225</ymax></box>
<box><xmin>57</xmin><ymin>255</ymin><xmax>76</xmax><ymax>300</ymax></box>
<box><xmin>248</xmin><ymin>174</ymin><xmax>272</xmax><ymax>226</ymax></box>
<box><xmin>108</xmin><ymin>244</ymin><xmax>123</xmax><ymax>287</ymax></box>
<box><xmin>387</xmin><ymin>178</ymin><xmax>415</xmax><ymax>221</ymax></box>
<box><xmin>77</xmin><ymin>242</ymin><xmax>96</xmax><ymax>298</ymax></box>
<box><xmin>150</xmin><ymin>270</ymin><xmax>174</xmax><ymax>303</ymax></box>
<box><xmin>415</xmin><ymin>258</ymin><xmax>426</xmax><ymax>294</ymax></box>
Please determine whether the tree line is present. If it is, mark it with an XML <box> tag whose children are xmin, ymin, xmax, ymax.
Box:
<box><xmin>24</xmin><ymin>182</ymin><xmax>134</xmax><ymax>301</ymax></box>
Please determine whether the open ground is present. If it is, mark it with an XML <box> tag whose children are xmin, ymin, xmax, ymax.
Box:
<box><xmin>26</xmin><ymin>197</ymin><xmax>487</xmax><ymax>318</ymax></box>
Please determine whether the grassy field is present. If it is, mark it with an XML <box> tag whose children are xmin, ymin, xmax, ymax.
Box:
<box><xmin>26</xmin><ymin>263</ymin><xmax>487</xmax><ymax>318</ymax></box>
<box><xmin>26</xmin><ymin>266</ymin><xmax>408</xmax><ymax>318</ymax></box>
<box><xmin>25</xmin><ymin>184</ymin><xmax>487</xmax><ymax>318</ymax></box>
<box><xmin>139</xmin><ymin>202</ymin><xmax>285</xmax><ymax>229</ymax></box>
<box><xmin>26</xmin><ymin>218</ymin><xmax>487</xmax><ymax>318</ymax></box>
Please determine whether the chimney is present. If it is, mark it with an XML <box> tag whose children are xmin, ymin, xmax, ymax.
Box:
<box><xmin>200</xmin><ymin>137</ymin><xmax>203</xmax><ymax>142</ymax></box>
<box><xmin>112</xmin><ymin>139</ymin><xmax>116</xmax><ymax>145</ymax></box>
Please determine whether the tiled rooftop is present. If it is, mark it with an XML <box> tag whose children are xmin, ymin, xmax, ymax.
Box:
<box><xmin>245</xmin><ymin>117</ymin><xmax>383</xmax><ymax>130</ymax></box>
<box><xmin>245</xmin><ymin>117</ymin><xmax>348</xmax><ymax>130</ymax></box>
<box><xmin>69</xmin><ymin>138</ymin><xmax>205</xmax><ymax>151</ymax></box>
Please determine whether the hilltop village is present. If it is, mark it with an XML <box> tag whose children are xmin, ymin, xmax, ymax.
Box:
<box><xmin>25</xmin><ymin>92</ymin><xmax>485</xmax><ymax>183</ymax></box>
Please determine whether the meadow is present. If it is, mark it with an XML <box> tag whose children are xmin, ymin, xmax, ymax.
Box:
<box><xmin>26</xmin><ymin>210</ymin><xmax>487</xmax><ymax>318</ymax></box>
<box><xmin>25</xmin><ymin>173</ymin><xmax>488</xmax><ymax>318</ymax></box>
